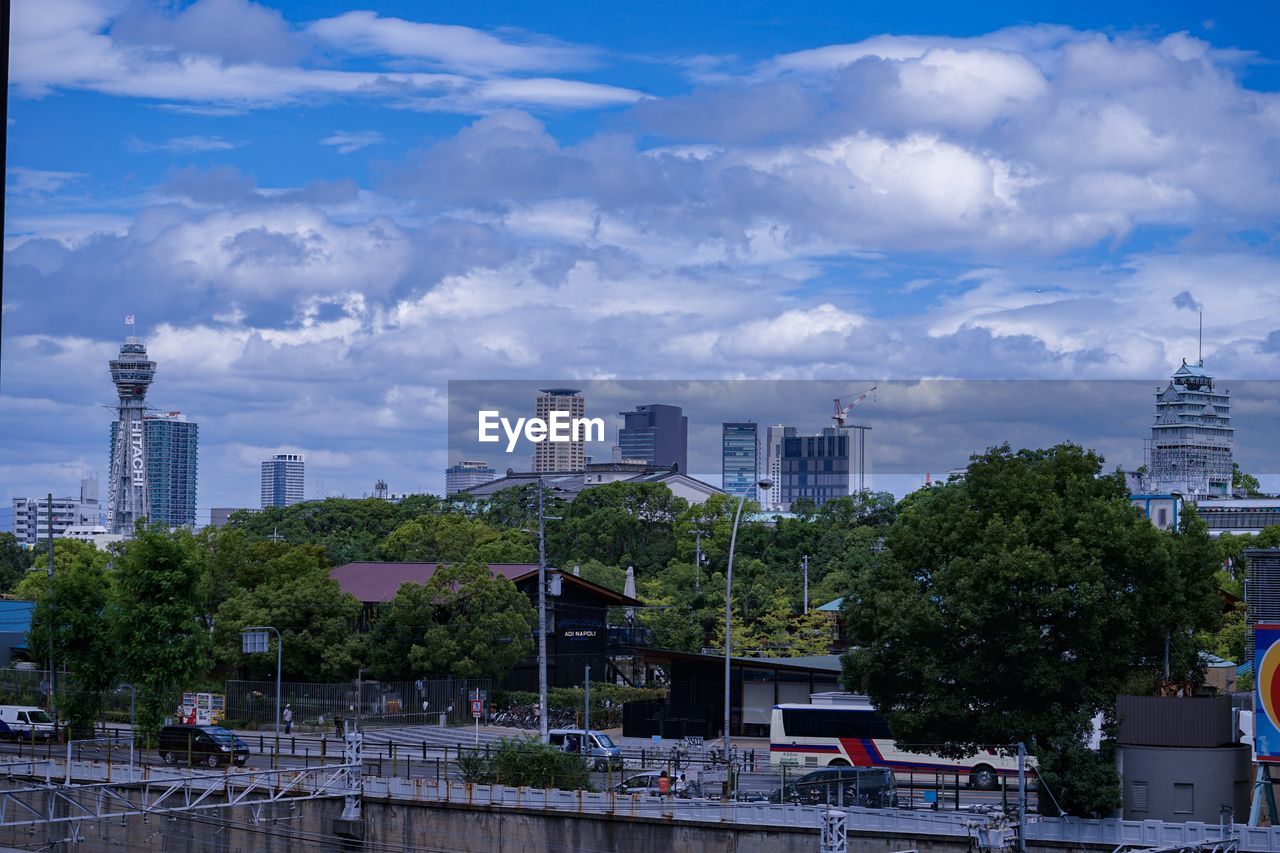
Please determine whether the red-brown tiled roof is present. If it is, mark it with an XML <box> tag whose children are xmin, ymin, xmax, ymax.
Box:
<box><xmin>330</xmin><ymin>561</ymin><xmax>644</xmax><ymax>607</ymax></box>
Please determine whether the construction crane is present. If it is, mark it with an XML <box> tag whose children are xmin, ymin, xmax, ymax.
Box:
<box><xmin>832</xmin><ymin>385</ymin><xmax>877</xmax><ymax>427</ymax></box>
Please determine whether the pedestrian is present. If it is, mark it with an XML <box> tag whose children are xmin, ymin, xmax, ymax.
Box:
<box><xmin>674</xmin><ymin>772</ymin><xmax>688</xmax><ymax>798</ymax></box>
<box><xmin>283</xmin><ymin>704</ymin><xmax>293</xmax><ymax>734</ymax></box>
<box><xmin>334</xmin><ymin>716</ymin><xmax>344</xmax><ymax>738</ymax></box>
<box><xmin>657</xmin><ymin>770</ymin><xmax>671</xmax><ymax>797</ymax></box>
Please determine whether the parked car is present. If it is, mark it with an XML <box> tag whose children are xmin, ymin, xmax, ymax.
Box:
<box><xmin>770</xmin><ymin>766</ymin><xmax>897</xmax><ymax>808</ymax></box>
<box><xmin>0</xmin><ymin>706</ymin><xmax>56</xmax><ymax>742</ymax></box>
<box><xmin>547</xmin><ymin>728</ymin><xmax>623</xmax><ymax>771</ymax></box>
<box><xmin>157</xmin><ymin>725</ymin><xmax>250</xmax><ymax>768</ymax></box>
<box><xmin>611</xmin><ymin>770</ymin><xmax>703</xmax><ymax>799</ymax></box>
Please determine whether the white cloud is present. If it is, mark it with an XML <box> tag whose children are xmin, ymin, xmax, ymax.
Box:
<box><xmin>5</xmin><ymin>21</ymin><xmax>1280</xmax><ymax>507</ymax></box>
<box><xmin>306</xmin><ymin>11</ymin><xmax>594</xmax><ymax>74</ymax></box>
<box><xmin>320</xmin><ymin>130</ymin><xmax>385</xmax><ymax>154</ymax></box>
<box><xmin>126</xmin><ymin>135</ymin><xmax>242</xmax><ymax>153</ymax></box>
<box><xmin>9</xmin><ymin>0</ymin><xmax>641</xmax><ymax>111</ymax></box>
<box><xmin>6</xmin><ymin>167</ymin><xmax>85</xmax><ymax>194</ymax></box>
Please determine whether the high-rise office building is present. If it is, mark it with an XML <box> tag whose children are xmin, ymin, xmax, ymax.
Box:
<box><xmin>764</xmin><ymin>425</ymin><xmax>794</xmax><ymax>511</ymax></box>
<box><xmin>617</xmin><ymin>404</ymin><xmax>688</xmax><ymax>472</ymax></box>
<box><xmin>12</xmin><ymin>477</ymin><xmax>101</xmax><ymax>546</ymax></box>
<box><xmin>533</xmin><ymin>388</ymin><xmax>586</xmax><ymax>472</ymax></box>
<box><xmin>107</xmin><ymin>333</ymin><xmax>156</xmax><ymax>534</ymax></box>
<box><xmin>261</xmin><ymin>453</ymin><xmax>306</xmax><ymax>508</ymax></box>
<box><xmin>722</xmin><ymin>422</ymin><xmax>759</xmax><ymax>501</ymax></box>
<box><xmin>780</xmin><ymin>427</ymin><xmax>850</xmax><ymax>510</ymax></box>
<box><xmin>1145</xmin><ymin>359</ymin><xmax>1234</xmax><ymax>497</ymax></box>
<box><xmin>113</xmin><ymin>412</ymin><xmax>199</xmax><ymax>528</ymax></box>
<box><xmin>445</xmin><ymin>460</ymin><xmax>497</xmax><ymax>495</ymax></box>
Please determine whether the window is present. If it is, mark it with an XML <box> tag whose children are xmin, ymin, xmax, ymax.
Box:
<box><xmin>1131</xmin><ymin>781</ymin><xmax>1148</xmax><ymax>812</ymax></box>
<box><xmin>1173</xmin><ymin>783</ymin><xmax>1194</xmax><ymax>815</ymax></box>
<box><xmin>781</xmin><ymin>708</ymin><xmax>892</xmax><ymax>739</ymax></box>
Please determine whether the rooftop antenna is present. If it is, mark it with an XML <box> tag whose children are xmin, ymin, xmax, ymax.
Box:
<box><xmin>1198</xmin><ymin>310</ymin><xmax>1203</xmax><ymax>366</ymax></box>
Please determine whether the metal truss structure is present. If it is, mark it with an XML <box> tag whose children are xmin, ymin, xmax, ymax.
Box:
<box><xmin>0</xmin><ymin>760</ymin><xmax>360</xmax><ymax>843</ymax></box>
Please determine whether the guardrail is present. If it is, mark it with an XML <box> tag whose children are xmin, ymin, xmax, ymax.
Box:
<box><xmin>12</xmin><ymin>753</ymin><xmax>1280</xmax><ymax>853</ymax></box>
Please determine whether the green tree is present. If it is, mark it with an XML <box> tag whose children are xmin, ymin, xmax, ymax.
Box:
<box><xmin>367</xmin><ymin>582</ymin><xmax>436</xmax><ymax>681</ymax></box>
<box><xmin>229</xmin><ymin>495</ymin><xmax>451</xmax><ymax>564</ymax></box>
<box><xmin>23</xmin><ymin>540</ymin><xmax>115</xmax><ymax>735</ymax></box>
<box><xmin>842</xmin><ymin>444</ymin><xmax>1223</xmax><ymax>816</ymax></box>
<box><xmin>1232</xmin><ymin>463</ymin><xmax>1263</xmax><ymax>497</ymax></box>
<box><xmin>380</xmin><ymin>513</ymin><xmax>534</xmax><ymax>563</ymax></box>
<box><xmin>0</xmin><ymin>533</ymin><xmax>31</xmax><ymax>594</ymax></box>
<box><xmin>111</xmin><ymin>527</ymin><xmax>211</xmax><ymax>735</ymax></box>
<box><xmin>212</xmin><ymin>566</ymin><xmax>364</xmax><ymax>682</ymax></box>
<box><xmin>380</xmin><ymin>559</ymin><xmax>536</xmax><ymax>680</ymax></box>
<box><xmin>548</xmin><ymin>481</ymin><xmax>687</xmax><ymax>571</ymax></box>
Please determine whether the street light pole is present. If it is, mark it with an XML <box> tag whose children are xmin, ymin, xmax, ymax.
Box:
<box><xmin>724</xmin><ymin>479</ymin><xmax>771</xmax><ymax>763</ymax></box>
<box><xmin>242</xmin><ymin>626</ymin><xmax>282</xmax><ymax>758</ymax></box>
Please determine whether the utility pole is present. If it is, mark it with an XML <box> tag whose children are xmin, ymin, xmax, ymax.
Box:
<box><xmin>802</xmin><ymin>555</ymin><xmax>809</xmax><ymax>614</ymax></box>
<box><xmin>46</xmin><ymin>494</ymin><xmax>55</xmax><ymax>725</ymax></box>
<box><xmin>537</xmin><ymin>480</ymin><xmax>549</xmax><ymax>744</ymax></box>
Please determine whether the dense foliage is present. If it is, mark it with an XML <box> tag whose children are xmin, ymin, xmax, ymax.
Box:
<box><xmin>841</xmin><ymin>444</ymin><xmax>1224</xmax><ymax>816</ymax></box>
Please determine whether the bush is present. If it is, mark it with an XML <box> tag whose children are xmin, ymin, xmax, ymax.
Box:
<box><xmin>493</xmin><ymin>683</ymin><xmax>666</xmax><ymax>728</ymax></box>
<box><xmin>457</xmin><ymin>737</ymin><xmax>591</xmax><ymax>790</ymax></box>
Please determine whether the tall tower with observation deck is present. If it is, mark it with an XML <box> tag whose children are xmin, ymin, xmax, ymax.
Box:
<box><xmin>108</xmin><ymin>329</ymin><xmax>156</xmax><ymax>534</ymax></box>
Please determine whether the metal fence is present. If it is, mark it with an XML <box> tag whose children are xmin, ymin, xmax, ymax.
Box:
<box><xmin>0</xmin><ymin>668</ymin><xmax>51</xmax><ymax>709</ymax></box>
<box><xmin>223</xmin><ymin>678</ymin><xmax>492</xmax><ymax>730</ymax></box>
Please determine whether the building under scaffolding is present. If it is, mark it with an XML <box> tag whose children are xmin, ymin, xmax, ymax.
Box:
<box><xmin>1144</xmin><ymin>359</ymin><xmax>1234</xmax><ymax>497</ymax></box>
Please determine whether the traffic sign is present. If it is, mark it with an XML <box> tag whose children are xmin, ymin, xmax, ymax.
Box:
<box><xmin>470</xmin><ymin>699</ymin><xmax>483</xmax><ymax>718</ymax></box>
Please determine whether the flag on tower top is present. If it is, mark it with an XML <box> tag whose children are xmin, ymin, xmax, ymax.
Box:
<box><xmin>124</xmin><ymin>315</ymin><xmax>135</xmax><ymax>325</ymax></box>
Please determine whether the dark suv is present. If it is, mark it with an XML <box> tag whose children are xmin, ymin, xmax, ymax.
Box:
<box><xmin>158</xmin><ymin>725</ymin><xmax>250</xmax><ymax>768</ymax></box>
<box><xmin>771</xmin><ymin>766</ymin><xmax>897</xmax><ymax>808</ymax></box>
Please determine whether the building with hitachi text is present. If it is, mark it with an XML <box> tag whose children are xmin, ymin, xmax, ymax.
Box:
<box><xmin>107</xmin><ymin>334</ymin><xmax>156</xmax><ymax>534</ymax></box>
<box><xmin>111</xmin><ymin>412</ymin><xmax>199</xmax><ymax>528</ymax></box>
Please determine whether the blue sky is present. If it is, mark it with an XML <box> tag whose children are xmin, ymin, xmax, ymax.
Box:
<box><xmin>4</xmin><ymin>0</ymin><xmax>1280</xmax><ymax>511</ymax></box>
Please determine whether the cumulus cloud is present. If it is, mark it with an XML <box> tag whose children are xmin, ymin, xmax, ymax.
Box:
<box><xmin>5</xmin><ymin>19</ymin><xmax>1280</xmax><ymax>505</ymax></box>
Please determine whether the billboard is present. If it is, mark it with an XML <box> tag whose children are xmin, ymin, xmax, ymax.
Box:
<box><xmin>1255</xmin><ymin>624</ymin><xmax>1280</xmax><ymax>762</ymax></box>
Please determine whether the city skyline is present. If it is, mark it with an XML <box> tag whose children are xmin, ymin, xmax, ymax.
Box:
<box><xmin>5</xmin><ymin>1</ymin><xmax>1280</xmax><ymax>512</ymax></box>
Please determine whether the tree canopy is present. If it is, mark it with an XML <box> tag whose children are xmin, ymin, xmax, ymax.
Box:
<box><xmin>841</xmin><ymin>443</ymin><xmax>1223</xmax><ymax>815</ymax></box>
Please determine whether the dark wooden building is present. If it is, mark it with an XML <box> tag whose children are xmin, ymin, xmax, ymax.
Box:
<box><xmin>330</xmin><ymin>561</ymin><xmax>641</xmax><ymax>690</ymax></box>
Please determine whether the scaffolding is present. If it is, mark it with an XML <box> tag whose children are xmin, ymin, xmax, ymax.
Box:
<box><xmin>1144</xmin><ymin>360</ymin><xmax>1234</xmax><ymax>497</ymax></box>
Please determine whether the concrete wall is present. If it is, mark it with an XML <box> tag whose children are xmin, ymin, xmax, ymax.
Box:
<box><xmin>1118</xmin><ymin>744</ymin><xmax>1250</xmax><ymax>822</ymax></box>
<box><xmin>0</xmin><ymin>794</ymin><xmax>1075</xmax><ymax>853</ymax></box>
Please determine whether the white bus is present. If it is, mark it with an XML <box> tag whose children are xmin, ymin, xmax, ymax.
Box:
<box><xmin>769</xmin><ymin>703</ymin><xmax>1030</xmax><ymax>790</ymax></box>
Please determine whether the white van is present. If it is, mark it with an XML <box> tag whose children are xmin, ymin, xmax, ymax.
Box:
<box><xmin>547</xmin><ymin>728</ymin><xmax>623</xmax><ymax>771</ymax></box>
<box><xmin>0</xmin><ymin>706</ymin><xmax>56</xmax><ymax>741</ymax></box>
